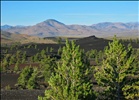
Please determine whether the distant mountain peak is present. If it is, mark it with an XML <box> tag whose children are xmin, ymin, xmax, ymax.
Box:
<box><xmin>45</xmin><ymin>19</ymin><xmax>59</xmax><ymax>22</ymax></box>
<box><xmin>37</xmin><ymin>19</ymin><xmax>65</xmax><ymax>27</ymax></box>
<box><xmin>2</xmin><ymin>24</ymin><xmax>11</xmax><ymax>26</ymax></box>
<box><xmin>45</xmin><ymin>19</ymin><xmax>65</xmax><ymax>25</ymax></box>
<box><xmin>1</xmin><ymin>25</ymin><xmax>13</xmax><ymax>30</ymax></box>
<box><xmin>1</xmin><ymin>20</ymin><xmax>139</xmax><ymax>38</ymax></box>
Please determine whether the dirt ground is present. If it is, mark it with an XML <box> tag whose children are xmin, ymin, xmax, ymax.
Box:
<box><xmin>1</xmin><ymin>73</ymin><xmax>45</xmax><ymax>100</ymax></box>
<box><xmin>1</xmin><ymin>90</ymin><xmax>44</xmax><ymax>100</ymax></box>
<box><xmin>1</xmin><ymin>73</ymin><xmax>19</xmax><ymax>89</ymax></box>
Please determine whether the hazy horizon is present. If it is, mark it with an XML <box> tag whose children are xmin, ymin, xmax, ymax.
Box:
<box><xmin>1</xmin><ymin>19</ymin><xmax>139</xmax><ymax>27</ymax></box>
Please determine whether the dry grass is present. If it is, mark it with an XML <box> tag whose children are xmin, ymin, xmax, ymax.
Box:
<box><xmin>1</xmin><ymin>36</ymin><xmax>56</xmax><ymax>45</ymax></box>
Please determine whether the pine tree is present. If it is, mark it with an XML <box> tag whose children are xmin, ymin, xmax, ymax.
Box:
<box><xmin>34</xmin><ymin>53</ymin><xmax>40</xmax><ymax>62</ymax></box>
<box><xmin>50</xmin><ymin>47</ymin><xmax>53</xmax><ymax>52</ymax></box>
<box><xmin>35</xmin><ymin>44</ymin><xmax>37</xmax><ymax>49</ymax></box>
<box><xmin>22</xmin><ymin>51</ymin><xmax>26</xmax><ymax>63</ymax></box>
<box><xmin>2</xmin><ymin>54</ymin><xmax>10</xmax><ymax>72</ymax></box>
<box><xmin>16</xmin><ymin>50</ymin><xmax>21</xmax><ymax>60</ymax></box>
<box><xmin>58</xmin><ymin>46</ymin><xmax>62</xmax><ymax>55</ymax></box>
<box><xmin>41</xmin><ymin>49</ymin><xmax>46</xmax><ymax>58</ymax></box>
<box><xmin>40</xmin><ymin>56</ymin><xmax>56</xmax><ymax>82</ymax></box>
<box><xmin>86</xmin><ymin>49</ymin><xmax>97</xmax><ymax>59</ymax></box>
<box><xmin>57</xmin><ymin>37</ymin><xmax>62</xmax><ymax>44</ymax></box>
<box><xmin>9</xmin><ymin>55</ymin><xmax>16</xmax><ymax>65</ymax></box>
<box><xmin>46</xmin><ymin>47</ymin><xmax>49</xmax><ymax>53</ymax></box>
<box><xmin>94</xmin><ymin>36</ymin><xmax>139</xmax><ymax>100</ymax></box>
<box><xmin>17</xmin><ymin>66</ymin><xmax>34</xmax><ymax>89</ymax></box>
<box><xmin>38</xmin><ymin>40</ymin><xmax>96</xmax><ymax>100</ymax></box>
<box><xmin>14</xmin><ymin>62</ymin><xmax>19</xmax><ymax>72</ymax></box>
<box><xmin>27</xmin><ymin>67</ymin><xmax>38</xmax><ymax>89</ymax></box>
<box><xmin>2</xmin><ymin>60</ymin><xmax>8</xmax><ymax>72</ymax></box>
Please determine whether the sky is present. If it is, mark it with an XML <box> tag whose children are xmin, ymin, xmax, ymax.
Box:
<box><xmin>1</xmin><ymin>1</ymin><xmax>139</xmax><ymax>26</ymax></box>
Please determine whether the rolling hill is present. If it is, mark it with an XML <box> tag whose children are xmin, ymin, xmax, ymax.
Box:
<box><xmin>1</xmin><ymin>31</ymin><xmax>56</xmax><ymax>45</ymax></box>
<box><xmin>1</xmin><ymin>19</ymin><xmax>139</xmax><ymax>38</ymax></box>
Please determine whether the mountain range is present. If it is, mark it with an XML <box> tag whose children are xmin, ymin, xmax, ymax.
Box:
<box><xmin>1</xmin><ymin>19</ymin><xmax>139</xmax><ymax>38</ymax></box>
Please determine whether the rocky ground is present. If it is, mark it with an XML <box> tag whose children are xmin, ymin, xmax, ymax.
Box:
<box><xmin>1</xmin><ymin>90</ymin><xmax>44</xmax><ymax>100</ymax></box>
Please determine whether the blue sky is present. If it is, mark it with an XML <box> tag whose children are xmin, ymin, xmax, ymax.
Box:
<box><xmin>1</xmin><ymin>1</ymin><xmax>138</xmax><ymax>26</ymax></box>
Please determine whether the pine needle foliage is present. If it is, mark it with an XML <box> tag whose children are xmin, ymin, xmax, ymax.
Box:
<box><xmin>94</xmin><ymin>36</ymin><xmax>139</xmax><ymax>100</ymax></box>
<box><xmin>38</xmin><ymin>40</ymin><xmax>96</xmax><ymax>100</ymax></box>
<box><xmin>18</xmin><ymin>66</ymin><xmax>38</xmax><ymax>89</ymax></box>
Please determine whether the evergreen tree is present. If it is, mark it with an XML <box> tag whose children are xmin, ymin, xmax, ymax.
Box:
<box><xmin>86</xmin><ymin>49</ymin><xmax>97</xmax><ymax>59</ymax></box>
<box><xmin>38</xmin><ymin>40</ymin><xmax>96</xmax><ymax>100</ymax></box>
<box><xmin>2</xmin><ymin>59</ymin><xmax>8</xmax><ymax>72</ymax></box>
<box><xmin>136</xmin><ymin>38</ymin><xmax>139</xmax><ymax>43</ymax></box>
<box><xmin>58</xmin><ymin>46</ymin><xmax>62</xmax><ymax>55</ymax></box>
<box><xmin>34</xmin><ymin>53</ymin><xmax>40</xmax><ymax>62</ymax></box>
<box><xmin>57</xmin><ymin>37</ymin><xmax>62</xmax><ymax>44</ymax></box>
<box><xmin>27</xmin><ymin>44</ymin><xmax>31</xmax><ymax>48</ymax></box>
<box><xmin>30</xmin><ymin>56</ymin><xmax>34</xmax><ymax>62</ymax></box>
<box><xmin>41</xmin><ymin>49</ymin><xmax>46</xmax><ymax>58</ymax></box>
<box><xmin>27</xmin><ymin>67</ymin><xmax>38</xmax><ymax>89</ymax></box>
<box><xmin>17</xmin><ymin>66</ymin><xmax>34</xmax><ymax>89</ymax></box>
<box><xmin>50</xmin><ymin>47</ymin><xmax>53</xmax><ymax>52</ymax></box>
<box><xmin>22</xmin><ymin>51</ymin><xmax>26</xmax><ymax>63</ymax></box>
<box><xmin>35</xmin><ymin>44</ymin><xmax>37</xmax><ymax>49</ymax></box>
<box><xmin>94</xmin><ymin>36</ymin><xmax>139</xmax><ymax>100</ymax></box>
<box><xmin>18</xmin><ymin>66</ymin><xmax>39</xmax><ymax>89</ymax></box>
<box><xmin>40</xmin><ymin>56</ymin><xmax>56</xmax><ymax>82</ymax></box>
<box><xmin>14</xmin><ymin>62</ymin><xmax>19</xmax><ymax>72</ymax></box>
<box><xmin>9</xmin><ymin>55</ymin><xmax>16</xmax><ymax>65</ymax></box>
<box><xmin>2</xmin><ymin>54</ymin><xmax>10</xmax><ymax>72</ymax></box>
<box><xmin>46</xmin><ymin>47</ymin><xmax>49</xmax><ymax>53</ymax></box>
<box><xmin>16</xmin><ymin>50</ymin><xmax>21</xmax><ymax>62</ymax></box>
<box><xmin>5</xmin><ymin>49</ymin><xmax>8</xmax><ymax>53</ymax></box>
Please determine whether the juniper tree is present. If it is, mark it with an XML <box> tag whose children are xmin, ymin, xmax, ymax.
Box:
<box><xmin>94</xmin><ymin>36</ymin><xmax>139</xmax><ymax>100</ymax></box>
<box><xmin>38</xmin><ymin>40</ymin><xmax>96</xmax><ymax>100</ymax></box>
